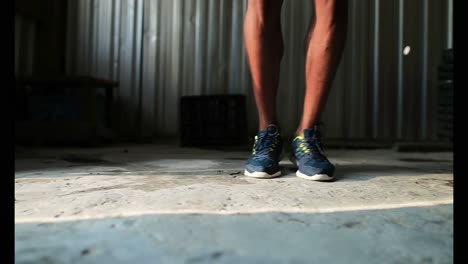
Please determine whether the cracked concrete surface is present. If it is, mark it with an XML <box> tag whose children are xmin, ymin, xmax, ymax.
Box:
<box><xmin>15</xmin><ymin>144</ymin><xmax>453</xmax><ymax>263</ymax></box>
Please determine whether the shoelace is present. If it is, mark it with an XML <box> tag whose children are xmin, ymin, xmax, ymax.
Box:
<box><xmin>298</xmin><ymin>137</ymin><xmax>325</xmax><ymax>160</ymax></box>
<box><xmin>252</xmin><ymin>133</ymin><xmax>279</xmax><ymax>159</ymax></box>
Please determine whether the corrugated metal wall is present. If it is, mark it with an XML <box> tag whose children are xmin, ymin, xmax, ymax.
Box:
<box><xmin>66</xmin><ymin>0</ymin><xmax>451</xmax><ymax>141</ymax></box>
<box><xmin>15</xmin><ymin>14</ymin><xmax>37</xmax><ymax>77</ymax></box>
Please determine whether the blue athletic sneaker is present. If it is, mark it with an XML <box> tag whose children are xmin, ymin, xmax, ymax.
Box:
<box><xmin>290</xmin><ymin>126</ymin><xmax>335</xmax><ymax>181</ymax></box>
<box><xmin>244</xmin><ymin>124</ymin><xmax>283</xmax><ymax>178</ymax></box>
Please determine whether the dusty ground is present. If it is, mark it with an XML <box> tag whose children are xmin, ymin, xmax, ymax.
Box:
<box><xmin>15</xmin><ymin>144</ymin><xmax>453</xmax><ymax>263</ymax></box>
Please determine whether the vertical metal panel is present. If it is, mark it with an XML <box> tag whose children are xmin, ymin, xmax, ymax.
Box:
<box><xmin>447</xmin><ymin>0</ymin><xmax>453</xmax><ymax>49</ymax></box>
<box><xmin>117</xmin><ymin>0</ymin><xmax>144</xmax><ymax>137</ymax></box>
<box><xmin>111</xmin><ymin>0</ymin><xmax>121</xmax><ymax>80</ymax></box>
<box><xmin>15</xmin><ymin>15</ymin><xmax>21</xmax><ymax>76</ymax></box>
<box><xmin>75</xmin><ymin>0</ymin><xmax>89</xmax><ymax>75</ymax></box>
<box><xmin>205</xmin><ymin>0</ymin><xmax>217</xmax><ymax>94</ymax></box>
<box><xmin>403</xmin><ymin>0</ymin><xmax>424</xmax><ymax>141</ymax></box>
<box><xmin>181</xmin><ymin>0</ymin><xmax>194</xmax><ymax>96</ymax></box>
<box><xmin>194</xmin><ymin>0</ymin><xmax>208</xmax><ymax>95</ymax></box>
<box><xmin>427</xmin><ymin>0</ymin><xmax>448</xmax><ymax>140</ymax></box>
<box><xmin>167</xmin><ymin>0</ymin><xmax>183</xmax><ymax>135</ymax></box>
<box><xmin>66</xmin><ymin>0</ymin><xmax>451</xmax><ymax>142</ymax></box>
<box><xmin>15</xmin><ymin>15</ymin><xmax>37</xmax><ymax>77</ymax></box>
<box><xmin>95</xmin><ymin>0</ymin><xmax>113</xmax><ymax>78</ymax></box>
<box><xmin>65</xmin><ymin>0</ymin><xmax>77</xmax><ymax>74</ymax></box>
<box><xmin>421</xmin><ymin>0</ymin><xmax>429</xmax><ymax>140</ymax></box>
<box><xmin>396</xmin><ymin>0</ymin><xmax>404</xmax><ymax>139</ymax></box>
<box><xmin>372</xmin><ymin>0</ymin><xmax>380</xmax><ymax>139</ymax></box>
<box><xmin>376</xmin><ymin>0</ymin><xmax>398</xmax><ymax>140</ymax></box>
<box><xmin>352</xmin><ymin>0</ymin><xmax>370</xmax><ymax>139</ymax></box>
<box><xmin>141</xmin><ymin>0</ymin><xmax>157</xmax><ymax>136</ymax></box>
<box><xmin>218</xmin><ymin>0</ymin><xmax>230</xmax><ymax>94</ymax></box>
<box><xmin>25</xmin><ymin>21</ymin><xmax>36</xmax><ymax>75</ymax></box>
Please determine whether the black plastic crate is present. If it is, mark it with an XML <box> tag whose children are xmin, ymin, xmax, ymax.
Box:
<box><xmin>179</xmin><ymin>95</ymin><xmax>248</xmax><ymax>146</ymax></box>
<box><xmin>15</xmin><ymin>76</ymin><xmax>117</xmax><ymax>145</ymax></box>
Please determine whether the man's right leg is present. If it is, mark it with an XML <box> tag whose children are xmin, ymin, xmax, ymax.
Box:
<box><xmin>244</xmin><ymin>0</ymin><xmax>284</xmax><ymax>131</ymax></box>
<box><xmin>243</xmin><ymin>0</ymin><xmax>284</xmax><ymax>178</ymax></box>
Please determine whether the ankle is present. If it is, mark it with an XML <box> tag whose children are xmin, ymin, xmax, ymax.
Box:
<box><xmin>259</xmin><ymin>123</ymin><xmax>279</xmax><ymax>131</ymax></box>
<box><xmin>295</xmin><ymin>128</ymin><xmax>306</xmax><ymax>137</ymax></box>
<box><xmin>295</xmin><ymin>123</ymin><xmax>321</xmax><ymax>137</ymax></box>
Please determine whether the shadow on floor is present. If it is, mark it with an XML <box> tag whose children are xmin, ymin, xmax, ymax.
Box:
<box><xmin>280</xmin><ymin>163</ymin><xmax>452</xmax><ymax>182</ymax></box>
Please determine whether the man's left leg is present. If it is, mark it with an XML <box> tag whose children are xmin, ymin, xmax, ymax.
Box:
<box><xmin>291</xmin><ymin>0</ymin><xmax>348</xmax><ymax>181</ymax></box>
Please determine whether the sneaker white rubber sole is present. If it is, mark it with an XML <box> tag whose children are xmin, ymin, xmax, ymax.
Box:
<box><xmin>244</xmin><ymin>170</ymin><xmax>282</xmax><ymax>179</ymax></box>
<box><xmin>290</xmin><ymin>157</ymin><xmax>335</xmax><ymax>181</ymax></box>
<box><xmin>296</xmin><ymin>170</ymin><xmax>335</xmax><ymax>181</ymax></box>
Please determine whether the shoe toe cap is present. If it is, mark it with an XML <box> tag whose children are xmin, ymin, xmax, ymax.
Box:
<box><xmin>301</xmin><ymin>160</ymin><xmax>335</xmax><ymax>175</ymax></box>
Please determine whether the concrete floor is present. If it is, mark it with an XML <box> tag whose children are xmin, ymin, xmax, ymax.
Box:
<box><xmin>15</xmin><ymin>144</ymin><xmax>453</xmax><ymax>264</ymax></box>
